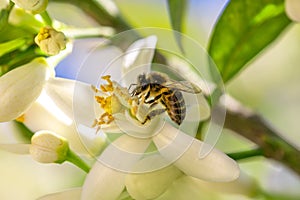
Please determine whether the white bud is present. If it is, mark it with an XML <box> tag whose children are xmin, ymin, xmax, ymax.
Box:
<box><xmin>125</xmin><ymin>155</ymin><xmax>183</xmax><ymax>199</ymax></box>
<box><xmin>35</xmin><ymin>26</ymin><xmax>67</xmax><ymax>55</ymax></box>
<box><xmin>285</xmin><ymin>0</ymin><xmax>300</xmax><ymax>22</ymax></box>
<box><xmin>11</xmin><ymin>0</ymin><xmax>48</xmax><ymax>13</ymax></box>
<box><xmin>30</xmin><ymin>130</ymin><xmax>69</xmax><ymax>163</ymax></box>
<box><xmin>0</xmin><ymin>0</ymin><xmax>9</xmax><ymax>10</ymax></box>
<box><xmin>0</xmin><ymin>57</ymin><xmax>50</xmax><ymax>122</ymax></box>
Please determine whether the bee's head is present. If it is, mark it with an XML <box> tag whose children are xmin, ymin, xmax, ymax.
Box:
<box><xmin>137</xmin><ymin>74</ymin><xmax>147</xmax><ymax>85</ymax></box>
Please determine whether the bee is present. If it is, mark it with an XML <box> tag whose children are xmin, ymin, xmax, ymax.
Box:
<box><xmin>130</xmin><ymin>72</ymin><xmax>201</xmax><ymax>125</ymax></box>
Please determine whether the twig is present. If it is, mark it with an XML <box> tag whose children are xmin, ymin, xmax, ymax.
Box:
<box><xmin>224</xmin><ymin>107</ymin><xmax>300</xmax><ymax>176</ymax></box>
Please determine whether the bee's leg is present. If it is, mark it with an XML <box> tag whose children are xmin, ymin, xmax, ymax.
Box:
<box><xmin>141</xmin><ymin>108</ymin><xmax>166</xmax><ymax>124</ymax></box>
<box><xmin>144</xmin><ymin>93</ymin><xmax>162</xmax><ymax>104</ymax></box>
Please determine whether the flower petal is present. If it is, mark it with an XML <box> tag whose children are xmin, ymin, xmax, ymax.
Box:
<box><xmin>37</xmin><ymin>188</ymin><xmax>81</xmax><ymax>200</ymax></box>
<box><xmin>125</xmin><ymin>155</ymin><xmax>183</xmax><ymax>200</ymax></box>
<box><xmin>189</xmin><ymin>171</ymin><xmax>259</xmax><ymax>196</ymax></box>
<box><xmin>0</xmin><ymin>144</ymin><xmax>30</xmax><ymax>154</ymax></box>
<box><xmin>44</xmin><ymin>78</ymin><xmax>74</xmax><ymax>119</ymax></box>
<box><xmin>113</xmin><ymin>111</ymin><xmax>164</xmax><ymax>138</ymax></box>
<box><xmin>285</xmin><ymin>0</ymin><xmax>300</xmax><ymax>22</ymax></box>
<box><xmin>122</xmin><ymin>36</ymin><xmax>157</xmax><ymax>86</ymax></box>
<box><xmin>82</xmin><ymin>134</ymin><xmax>152</xmax><ymax>199</ymax></box>
<box><xmin>11</xmin><ymin>0</ymin><xmax>48</xmax><ymax>13</ymax></box>
<box><xmin>184</xmin><ymin>93</ymin><xmax>210</xmax><ymax>122</ymax></box>
<box><xmin>157</xmin><ymin>175</ymin><xmax>218</xmax><ymax>200</ymax></box>
<box><xmin>24</xmin><ymin>79</ymin><xmax>105</xmax><ymax>155</ymax></box>
<box><xmin>81</xmin><ymin>161</ymin><xmax>125</xmax><ymax>200</ymax></box>
<box><xmin>0</xmin><ymin>58</ymin><xmax>50</xmax><ymax>122</ymax></box>
<box><xmin>98</xmin><ymin>134</ymin><xmax>151</xmax><ymax>172</ymax></box>
<box><xmin>45</xmin><ymin>77</ymin><xmax>99</xmax><ymax>129</ymax></box>
<box><xmin>153</xmin><ymin>123</ymin><xmax>240</xmax><ymax>182</ymax></box>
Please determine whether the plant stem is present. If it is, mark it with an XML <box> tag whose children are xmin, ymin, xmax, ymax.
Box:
<box><xmin>223</xmin><ymin>107</ymin><xmax>300</xmax><ymax>176</ymax></box>
<box><xmin>40</xmin><ymin>11</ymin><xmax>53</xmax><ymax>26</ymax></box>
<box><xmin>227</xmin><ymin>148</ymin><xmax>263</xmax><ymax>161</ymax></box>
<box><xmin>13</xmin><ymin>120</ymin><xmax>34</xmax><ymax>141</ymax></box>
<box><xmin>50</xmin><ymin>0</ymin><xmax>130</xmax><ymax>32</ymax></box>
<box><xmin>66</xmin><ymin>149</ymin><xmax>91</xmax><ymax>173</ymax></box>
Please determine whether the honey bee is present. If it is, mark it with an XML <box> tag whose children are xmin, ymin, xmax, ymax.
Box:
<box><xmin>130</xmin><ymin>72</ymin><xmax>201</xmax><ymax>125</ymax></box>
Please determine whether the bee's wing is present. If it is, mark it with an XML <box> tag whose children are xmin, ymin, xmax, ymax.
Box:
<box><xmin>164</xmin><ymin>80</ymin><xmax>202</xmax><ymax>93</ymax></box>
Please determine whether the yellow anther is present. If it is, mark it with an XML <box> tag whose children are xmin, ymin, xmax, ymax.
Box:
<box><xmin>94</xmin><ymin>112</ymin><xmax>115</xmax><ymax>127</ymax></box>
<box><xmin>95</xmin><ymin>96</ymin><xmax>106</xmax><ymax>106</ymax></box>
<box><xmin>101</xmin><ymin>75</ymin><xmax>111</xmax><ymax>81</ymax></box>
<box><xmin>36</xmin><ymin>27</ymin><xmax>51</xmax><ymax>42</ymax></box>
<box><xmin>15</xmin><ymin>114</ymin><xmax>25</xmax><ymax>123</ymax></box>
<box><xmin>99</xmin><ymin>75</ymin><xmax>114</xmax><ymax>92</ymax></box>
<box><xmin>100</xmin><ymin>85</ymin><xmax>108</xmax><ymax>92</ymax></box>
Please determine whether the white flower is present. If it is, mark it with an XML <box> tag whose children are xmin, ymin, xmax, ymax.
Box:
<box><xmin>35</xmin><ymin>26</ymin><xmax>67</xmax><ymax>56</ymax></box>
<box><xmin>11</xmin><ymin>0</ymin><xmax>48</xmax><ymax>13</ymax></box>
<box><xmin>285</xmin><ymin>0</ymin><xmax>300</xmax><ymax>22</ymax></box>
<box><xmin>0</xmin><ymin>57</ymin><xmax>50</xmax><ymax>122</ymax></box>
<box><xmin>79</xmin><ymin>36</ymin><xmax>240</xmax><ymax>199</ymax></box>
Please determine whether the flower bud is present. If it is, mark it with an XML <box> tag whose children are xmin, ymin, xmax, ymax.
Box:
<box><xmin>30</xmin><ymin>130</ymin><xmax>69</xmax><ymax>163</ymax></box>
<box><xmin>35</xmin><ymin>26</ymin><xmax>67</xmax><ymax>55</ymax></box>
<box><xmin>125</xmin><ymin>155</ymin><xmax>183</xmax><ymax>199</ymax></box>
<box><xmin>0</xmin><ymin>57</ymin><xmax>50</xmax><ymax>122</ymax></box>
<box><xmin>285</xmin><ymin>0</ymin><xmax>300</xmax><ymax>22</ymax></box>
<box><xmin>0</xmin><ymin>0</ymin><xmax>9</xmax><ymax>10</ymax></box>
<box><xmin>11</xmin><ymin>0</ymin><xmax>48</xmax><ymax>13</ymax></box>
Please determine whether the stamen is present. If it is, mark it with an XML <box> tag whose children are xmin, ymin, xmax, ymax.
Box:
<box><xmin>93</xmin><ymin>75</ymin><xmax>118</xmax><ymax>129</ymax></box>
<box><xmin>100</xmin><ymin>75</ymin><xmax>114</xmax><ymax>92</ymax></box>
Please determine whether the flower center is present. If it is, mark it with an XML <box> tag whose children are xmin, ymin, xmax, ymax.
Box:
<box><xmin>93</xmin><ymin>75</ymin><xmax>164</xmax><ymax>138</ymax></box>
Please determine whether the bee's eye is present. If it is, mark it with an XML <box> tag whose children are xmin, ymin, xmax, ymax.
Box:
<box><xmin>138</xmin><ymin>74</ymin><xmax>147</xmax><ymax>84</ymax></box>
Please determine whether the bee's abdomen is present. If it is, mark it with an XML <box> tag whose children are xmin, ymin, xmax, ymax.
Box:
<box><xmin>163</xmin><ymin>89</ymin><xmax>186</xmax><ymax>125</ymax></box>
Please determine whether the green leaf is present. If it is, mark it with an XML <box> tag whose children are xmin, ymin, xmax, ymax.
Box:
<box><xmin>208</xmin><ymin>0</ymin><xmax>291</xmax><ymax>83</ymax></box>
<box><xmin>0</xmin><ymin>24</ymin><xmax>33</xmax><ymax>42</ymax></box>
<box><xmin>0</xmin><ymin>38</ymin><xmax>27</xmax><ymax>57</ymax></box>
<box><xmin>166</xmin><ymin>0</ymin><xmax>187</xmax><ymax>53</ymax></box>
<box><xmin>0</xmin><ymin>45</ymin><xmax>45</xmax><ymax>76</ymax></box>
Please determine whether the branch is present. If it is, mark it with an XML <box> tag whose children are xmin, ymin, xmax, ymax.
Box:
<box><xmin>50</xmin><ymin>0</ymin><xmax>129</xmax><ymax>31</ymax></box>
<box><xmin>50</xmin><ymin>0</ymin><xmax>167</xmax><ymax>63</ymax></box>
<box><xmin>223</xmin><ymin>106</ymin><xmax>300</xmax><ymax>176</ymax></box>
